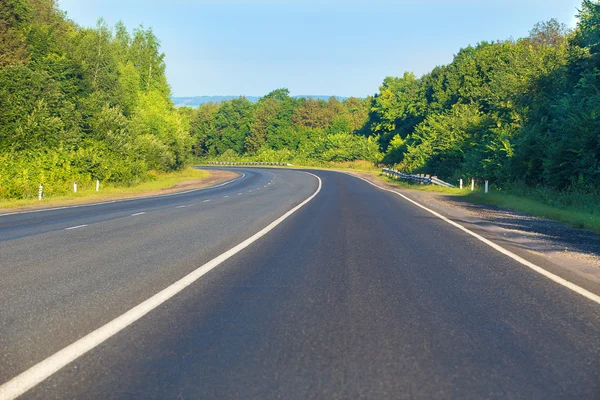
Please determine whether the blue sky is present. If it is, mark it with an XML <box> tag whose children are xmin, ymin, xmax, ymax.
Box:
<box><xmin>57</xmin><ymin>0</ymin><xmax>582</xmax><ymax>98</ymax></box>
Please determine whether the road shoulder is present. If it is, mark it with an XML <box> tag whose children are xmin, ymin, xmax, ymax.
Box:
<box><xmin>346</xmin><ymin>170</ymin><xmax>600</xmax><ymax>296</ymax></box>
<box><xmin>0</xmin><ymin>169</ymin><xmax>239</xmax><ymax>214</ymax></box>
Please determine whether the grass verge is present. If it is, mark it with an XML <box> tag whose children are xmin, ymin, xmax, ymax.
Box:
<box><xmin>377</xmin><ymin>174</ymin><xmax>600</xmax><ymax>234</ymax></box>
<box><xmin>0</xmin><ymin>167</ymin><xmax>210</xmax><ymax>211</ymax></box>
<box><xmin>464</xmin><ymin>191</ymin><xmax>600</xmax><ymax>233</ymax></box>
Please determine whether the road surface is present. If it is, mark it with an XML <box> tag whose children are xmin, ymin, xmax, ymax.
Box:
<box><xmin>1</xmin><ymin>168</ymin><xmax>599</xmax><ymax>399</ymax></box>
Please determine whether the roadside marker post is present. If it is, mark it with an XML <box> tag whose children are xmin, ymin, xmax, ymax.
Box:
<box><xmin>73</xmin><ymin>182</ymin><xmax>77</xmax><ymax>193</ymax></box>
<box><xmin>459</xmin><ymin>179</ymin><xmax>463</xmax><ymax>189</ymax></box>
<box><xmin>38</xmin><ymin>184</ymin><xmax>43</xmax><ymax>200</ymax></box>
<box><xmin>96</xmin><ymin>180</ymin><xmax>100</xmax><ymax>192</ymax></box>
<box><xmin>485</xmin><ymin>180</ymin><xmax>489</xmax><ymax>194</ymax></box>
<box><xmin>471</xmin><ymin>178</ymin><xmax>475</xmax><ymax>191</ymax></box>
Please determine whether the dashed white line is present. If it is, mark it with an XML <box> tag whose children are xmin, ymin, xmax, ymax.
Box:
<box><xmin>202</xmin><ymin>200</ymin><xmax>211</xmax><ymax>203</ymax></box>
<box><xmin>131</xmin><ymin>212</ymin><xmax>146</xmax><ymax>217</ymax></box>
<box><xmin>223</xmin><ymin>196</ymin><xmax>229</xmax><ymax>198</ymax></box>
<box><xmin>175</xmin><ymin>205</ymin><xmax>186</xmax><ymax>209</ymax></box>
<box><xmin>237</xmin><ymin>193</ymin><xmax>242</xmax><ymax>196</ymax></box>
<box><xmin>0</xmin><ymin>172</ymin><xmax>322</xmax><ymax>400</ymax></box>
<box><xmin>64</xmin><ymin>225</ymin><xmax>87</xmax><ymax>231</ymax></box>
<box><xmin>0</xmin><ymin>173</ymin><xmax>246</xmax><ymax>218</ymax></box>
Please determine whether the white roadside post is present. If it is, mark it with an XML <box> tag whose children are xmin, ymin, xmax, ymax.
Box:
<box><xmin>96</xmin><ymin>179</ymin><xmax>100</xmax><ymax>192</ymax></box>
<box><xmin>471</xmin><ymin>178</ymin><xmax>475</xmax><ymax>191</ymax></box>
<box><xmin>38</xmin><ymin>184</ymin><xmax>43</xmax><ymax>200</ymax></box>
<box><xmin>485</xmin><ymin>180</ymin><xmax>489</xmax><ymax>194</ymax></box>
<box><xmin>74</xmin><ymin>182</ymin><xmax>77</xmax><ymax>193</ymax></box>
<box><xmin>459</xmin><ymin>179</ymin><xmax>463</xmax><ymax>189</ymax></box>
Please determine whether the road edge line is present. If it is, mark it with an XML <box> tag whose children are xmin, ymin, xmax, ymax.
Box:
<box><xmin>0</xmin><ymin>172</ymin><xmax>322</xmax><ymax>400</ymax></box>
<box><xmin>345</xmin><ymin>172</ymin><xmax>600</xmax><ymax>306</ymax></box>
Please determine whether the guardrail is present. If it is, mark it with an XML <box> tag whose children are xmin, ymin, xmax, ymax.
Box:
<box><xmin>205</xmin><ymin>161</ymin><xmax>291</xmax><ymax>166</ymax></box>
<box><xmin>382</xmin><ymin>168</ymin><xmax>456</xmax><ymax>188</ymax></box>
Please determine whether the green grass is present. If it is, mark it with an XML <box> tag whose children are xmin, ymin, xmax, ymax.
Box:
<box><xmin>464</xmin><ymin>191</ymin><xmax>600</xmax><ymax>233</ymax></box>
<box><xmin>290</xmin><ymin>160</ymin><xmax>381</xmax><ymax>173</ymax></box>
<box><xmin>0</xmin><ymin>167</ymin><xmax>210</xmax><ymax>210</ymax></box>
<box><xmin>378</xmin><ymin>174</ymin><xmax>464</xmax><ymax>194</ymax></box>
<box><xmin>376</xmin><ymin>173</ymin><xmax>600</xmax><ymax>233</ymax></box>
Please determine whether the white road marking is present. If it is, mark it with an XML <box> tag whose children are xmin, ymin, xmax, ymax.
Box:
<box><xmin>237</xmin><ymin>193</ymin><xmax>242</xmax><ymax>196</ymax></box>
<box><xmin>348</xmin><ymin>173</ymin><xmax>600</xmax><ymax>306</ymax></box>
<box><xmin>223</xmin><ymin>196</ymin><xmax>229</xmax><ymax>198</ymax></box>
<box><xmin>130</xmin><ymin>212</ymin><xmax>146</xmax><ymax>217</ymax></box>
<box><xmin>64</xmin><ymin>225</ymin><xmax>87</xmax><ymax>231</ymax></box>
<box><xmin>175</xmin><ymin>205</ymin><xmax>186</xmax><ymax>208</ymax></box>
<box><xmin>0</xmin><ymin>172</ymin><xmax>322</xmax><ymax>400</ymax></box>
<box><xmin>202</xmin><ymin>200</ymin><xmax>211</xmax><ymax>203</ymax></box>
<box><xmin>0</xmin><ymin>172</ymin><xmax>246</xmax><ymax>217</ymax></box>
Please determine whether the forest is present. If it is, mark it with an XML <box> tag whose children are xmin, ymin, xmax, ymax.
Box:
<box><xmin>1</xmin><ymin>0</ymin><xmax>599</xmax><ymax>200</ymax></box>
<box><xmin>0</xmin><ymin>0</ymin><xmax>190</xmax><ymax>199</ymax></box>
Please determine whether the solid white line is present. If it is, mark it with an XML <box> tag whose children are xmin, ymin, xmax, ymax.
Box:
<box><xmin>348</xmin><ymin>173</ymin><xmax>600</xmax><ymax>306</ymax></box>
<box><xmin>0</xmin><ymin>172</ymin><xmax>321</xmax><ymax>400</ymax></box>
<box><xmin>64</xmin><ymin>225</ymin><xmax>87</xmax><ymax>231</ymax></box>
<box><xmin>130</xmin><ymin>212</ymin><xmax>146</xmax><ymax>217</ymax></box>
<box><xmin>0</xmin><ymin>172</ymin><xmax>246</xmax><ymax>217</ymax></box>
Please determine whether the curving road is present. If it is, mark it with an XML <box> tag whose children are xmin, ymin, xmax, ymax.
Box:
<box><xmin>0</xmin><ymin>168</ymin><xmax>599</xmax><ymax>399</ymax></box>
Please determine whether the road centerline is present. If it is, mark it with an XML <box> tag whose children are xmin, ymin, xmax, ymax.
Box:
<box><xmin>64</xmin><ymin>225</ymin><xmax>87</xmax><ymax>231</ymax></box>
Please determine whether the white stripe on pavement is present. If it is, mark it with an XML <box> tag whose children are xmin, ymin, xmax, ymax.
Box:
<box><xmin>348</xmin><ymin>173</ymin><xmax>600</xmax><ymax>306</ymax></box>
<box><xmin>64</xmin><ymin>225</ymin><xmax>87</xmax><ymax>231</ymax></box>
<box><xmin>0</xmin><ymin>172</ymin><xmax>322</xmax><ymax>400</ymax></box>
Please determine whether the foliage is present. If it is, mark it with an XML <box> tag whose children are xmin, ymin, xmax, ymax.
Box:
<box><xmin>365</xmin><ymin>3</ymin><xmax>599</xmax><ymax>197</ymax></box>
<box><xmin>0</xmin><ymin>0</ymin><xmax>188</xmax><ymax>199</ymax></box>
<box><xmin>188</xmin><ymin>90</ymin><xmax>374</xmax><ymax>164</ymax></box>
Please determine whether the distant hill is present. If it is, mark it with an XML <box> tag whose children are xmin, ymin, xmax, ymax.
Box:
<box><xmin>172</xmin><ymin>95</ymin><xmax>350</xmax><ymax>107</ymax></box>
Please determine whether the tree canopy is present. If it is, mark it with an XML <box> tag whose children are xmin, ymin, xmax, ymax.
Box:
<box><xmin>364</xmin><ymin>6</ymin><xmax>599</xmax><ymax>192</ymax></box>
<box><xmin>0</xmin><ymin>0</ymin><xmax>189</xmax><ymax>198</ymax></box>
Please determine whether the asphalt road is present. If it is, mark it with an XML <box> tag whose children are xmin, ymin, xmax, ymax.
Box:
<box><xmin>1</xmin><ymin>168</ymin><xmax>599</xmax><ymax>399</ymax></box>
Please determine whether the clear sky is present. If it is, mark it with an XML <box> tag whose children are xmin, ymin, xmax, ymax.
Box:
<box><xmin>57</xmin><ymin>0</ymin><xmax>582</xmax><ymax>98</ymax></box>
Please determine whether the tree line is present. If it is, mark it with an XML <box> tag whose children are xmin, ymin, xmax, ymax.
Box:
<box><xmin>364</xmin><ymin>1</ymin><xmax>600</xmax><ymax>192</ymax></box>
<box><xmin>1</xmin><ymin>0</ymin><xmax>599</xmax><ymax>199</ymax></box>
<box><xmin>185</xmin><ymin>0</ymin><xmax>600</xmax><ymax>193</ymax></box>
<box><xmin>0</xmin><ymin>0</ymin><xmax>189</xmax><ymax>199</ymax></box>
<box><xmin>183</xmin><ymin>89</ymin><xmax>380</xmax><ymax>164</ymax></box>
